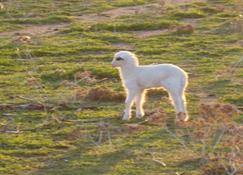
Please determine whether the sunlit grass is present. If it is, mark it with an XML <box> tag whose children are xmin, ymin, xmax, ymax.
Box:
<box><xmin>0</xmin><ymin>0</ymin><xmax>242</xmax><ymax>174</ymax></box>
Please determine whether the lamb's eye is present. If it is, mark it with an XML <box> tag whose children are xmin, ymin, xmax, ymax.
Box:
<box><xmin>116</xmin><ymin>57</ymin><xmax>124</xmax><ymax>61</ymax></box>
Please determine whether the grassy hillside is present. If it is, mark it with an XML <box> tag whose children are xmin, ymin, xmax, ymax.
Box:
<box><xmin>0</xmin><ymin>0</ymin><xmax>242</xmax><ymax>174</ymax></box>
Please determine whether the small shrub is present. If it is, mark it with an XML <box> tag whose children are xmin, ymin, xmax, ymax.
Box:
<box><xmin>74</xmin><ymin>88</ymin><xmax>87</xmax><ymax>100</ymax></box>
<box><xmin>201</xmin><ymin>161</ymin><xmax>231</xmax><ymax>175</ymax></box>
<box><xmin>14</xmin><ymin>35</ymin><xmax>32</xmax><ymax>44</ymax></box>
<box><xmin>26</xmin><ymin>77</ymin><xmax>42</xmax><ymax>88</ymax></box>
<box><xmin>85</xmin><ymin>86</ymin><xmax>125</xmax><ymax>102</ymax></box>
<box><xmin>175</xmin><ymin>24</ymin><xmax>194</xmax><ymax>35</ymax></box>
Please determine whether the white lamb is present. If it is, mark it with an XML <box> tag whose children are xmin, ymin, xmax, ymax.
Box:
<box><xmin>111</xmin><ymin>51</ymin><xmax>189</xmax><ymax>121</ymax></box>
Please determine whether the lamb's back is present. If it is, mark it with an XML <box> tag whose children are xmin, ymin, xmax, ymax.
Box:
<box><xmin>138</xmin><ymin>64</ymin><xmax>183</xmax><ymax>77</ymax></box>
<box><xmin>135</xmin><ymin>64</ymin><xmax>185</xmax><ymax>88</ymax></box>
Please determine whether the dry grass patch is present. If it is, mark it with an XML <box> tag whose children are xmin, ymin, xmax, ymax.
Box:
<box><xmin>145</xmin><ymin>108</ymin><xmax>167</xmax><ymax>126</ymax></box>
<box><xmin>122</xmin><ymin>123</ymin><xmax>145</xmax><ymax>133</ymax></box>
<box><xmin>74</xmin><ymin>71</ymin><xmax>97</xmax><ymax>84</ymax></box>
<box><xmin>175</xmin><ymin>24</ymin><xmax>194</xmax><ymax>34</ymax></box>
<box><xmin>174</xmin><ymin>102</ymin><xmax>242</xmax><ymax>175</ymax></box>
<box><xmin>66</xmin><ymin>127</ymin><xmax>84</xmax><ymax>141</ymax></box>
<box><xmin>85</xmin><ymin>86</ymin><xmax>125</xmax><ymax>102</ymax></box>
<box><xmin>198</xmin><ymin>103</ymin><xmax>240</xmax><ymax>122</ymax></box>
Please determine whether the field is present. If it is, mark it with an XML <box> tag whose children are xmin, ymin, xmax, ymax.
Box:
<box><xmin>0</xmin><ymin>0</ymin><xmax>243</xmax><ymax>174</ymax></box>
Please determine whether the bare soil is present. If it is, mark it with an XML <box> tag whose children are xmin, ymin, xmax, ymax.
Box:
<box><xmin>0</xmin><ymin>23</ymin><xmax>68</xmax><ymax>37</ymax></box>
<box><xmin>76</xmin><ymin>3</ymin><xmax>160</xmax><ymax>22</ymax></box>
<box><xmin>0</xmin><ymin>1</ymin><xmax>204</xmax><ymax>37</ymax></box>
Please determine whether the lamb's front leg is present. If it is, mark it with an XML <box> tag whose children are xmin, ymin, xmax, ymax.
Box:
<box><xmin>123</xmin><ymin>90</ymin><xmax>136</xmax><ymax>120</ymax></box>
<box><xmin>135</xmin><ymin>90</ymin><xmax>145</xmax><ymax>119</ymax></box>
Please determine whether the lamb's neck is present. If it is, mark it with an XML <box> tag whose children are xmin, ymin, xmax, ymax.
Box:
<box><xmin>119</xmin><ymin>66</ymin><xmax>137</xmax><ymax>80</ymax></box>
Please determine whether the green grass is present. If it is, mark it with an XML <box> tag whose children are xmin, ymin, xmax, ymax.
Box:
<box><xmin>4</xmin><ymin>15</ymin><xmax>72</xmax><ymax>25</ymax></box>
<box><xmin>0</xmin><ymin>0</ymin><xmax>243</xmax><ymax>174</ymax></box>
<box><xmin>90</xmin><ymin>18</ymin><xmax>176</xmax><ymax>31</ymax></box>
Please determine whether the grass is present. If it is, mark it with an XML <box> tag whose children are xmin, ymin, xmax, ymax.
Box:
<box><xmin>0</xmin><ymin>0</ymin><xmax>243</xmax><ymax>174</ymax></box>
<box><xmin>90</xmin><ymin>18</ymin><xmax>176</xmax><ymax>31</ymax></box>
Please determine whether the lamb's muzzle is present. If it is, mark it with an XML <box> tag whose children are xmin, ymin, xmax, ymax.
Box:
<box><xmin>112</xmin><ymin>51</ymin><xmax>189</xmax><ymax>122</ymax></box>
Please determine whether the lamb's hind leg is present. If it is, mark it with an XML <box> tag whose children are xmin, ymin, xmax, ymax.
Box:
<box><xmin>170</xmin><ymin>91</ymin><xmax>188</xmax><ymax>121</ymax></box>
<box><xmin>161</xmin><ymin>80</ymin><xmax>188</xmax><ymax>121</ymax></box>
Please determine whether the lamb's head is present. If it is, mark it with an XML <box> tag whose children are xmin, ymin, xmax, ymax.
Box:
<box><xmin>112</xmin><ymin>51</ymin><xmax>139</xmax><ymax>69</ymax></box>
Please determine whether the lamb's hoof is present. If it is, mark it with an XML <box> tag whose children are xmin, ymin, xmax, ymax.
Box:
<box><xmin>176</xmin><ymin>112</ymin><xmax>189</xmax><ymax>122</ymax></box>
<box><xmin>136</xmin><ymin>113</ymin><xmax>144</xmax><ymax>119</ymax></box>
<box><xmin>122</xmin><ymin>115</ymin><xmax>130</xmax><ymax>121</ymax></box>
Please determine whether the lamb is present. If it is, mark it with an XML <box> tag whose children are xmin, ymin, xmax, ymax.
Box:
<box><xmin>111</xmin><ymin>51</ymin><xmax>189</xmax><ymax>121</ymax></box>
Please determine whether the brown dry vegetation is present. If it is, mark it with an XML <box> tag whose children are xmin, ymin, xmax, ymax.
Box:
<box><xmin>85</xmin><ymin>86</ymin><xmax>125</xmax><ymax>102</ymax></box>
<box><xmin>198</xmin><ymin>103</ymin><xmax>240</xmax><ymax>122</ymax></box>
<box><xmin>175</xmin><ymin>24</ymin><xmax>195</xmax><ymax>34</ymax></box>
<box><xmin>145</xmin><ymin>108</ymin><xmax>167</xmax><ymax>126</ymax></box>
<box><xmin>174</xmin><ymin>103</ymin><xmax>242</xmax><ymax>175</ymax></box>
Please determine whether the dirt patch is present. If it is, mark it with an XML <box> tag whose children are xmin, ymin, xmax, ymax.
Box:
<box><xmin>164</xmin><ymin>0</ymin><xmax>207</xmax><ymax>4</ymax></box>
<box><xmin>102</xmin><ymin>3</ymin><xmax>160</xmax><ymax>18</ymax></box>
<box><xmin>112</xmin><ymin>42</ymin><xmax>135</xmax><ymax>50</ymax></box>
<box><xmin>0</xmin><ymin>103</ymin><xmax>50</xmax><ymax>111</ymax></box>
<box><xmin>76</xmin><ymin>0</ymin><xmax>208</xmax><ymax>22</ymax></box>
<box><xmin>122</xmin><ymin>123</ymin><xmax>145</xmax><ymax>133</ymax></box>
<box><xmin>0</xmin><ymin>4</ymin><xmax>159</xmax><ymax>37</ymax></box>
<box><xmin>197</xmin><ymin>91</ymin><xmax>218</xmax><ymax>103</ymax></box>
<box><xmin>237</xmin><ymin>40</ymin><xmax>243</xmax><ymax>47</ymax></box>
<box><xmin>75</xmin><ymin>3</ymin><xmax>160</xmax><ymax>22</ymax></box>
<box><xmin>0</xmin><ymin>2</ymin><xmax>204</xmax><ymax>37</ymax></box>
<box><xmin>0</xmin><ymin>23</ymin><xmax>68</xmax><ymax>37</ymax></box>
<box><xmin>0</xmin><ymin>1</ymin><xmax>207</xmax><ymax>37</ymax></box>
<box><xmin>134</xmin><ymin>29</ymin><xmax>168</xmax><ymax>38</ymax></box>
<box><xmin>74</xmin><ymin>13</ymin><xmax>108</xmax><ymax>22</ymax></box>
<box><xmin>198</xmin><ymin>102</ymin><xmax>240</xmax><ymax>121</ymax></box>
<box><xmin>135</xmin><ymin>19</ymin><xmax>197</xmax><ymax>38</ymax></box>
